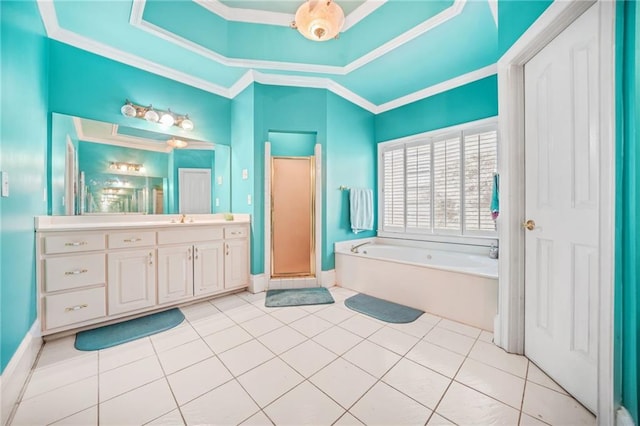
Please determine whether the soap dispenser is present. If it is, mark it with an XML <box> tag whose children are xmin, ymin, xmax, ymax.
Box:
<box><xmin>489</xmin><ymin>243</ymin><xmax>499</xmax><ymax>259</ymax></box>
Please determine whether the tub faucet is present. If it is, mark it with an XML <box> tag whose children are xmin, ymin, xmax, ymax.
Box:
<box><xmin>350</xmin><ymin>241</ymin><xmax>371</xmax><ymax>253</ymax></box>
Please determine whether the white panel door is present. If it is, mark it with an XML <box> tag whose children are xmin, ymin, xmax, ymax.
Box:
<box><xmin>157</xmin><ymin>245</ymin><xmax>194</xmax><ymax>304</ymax></box>
<box><xmin>108</xmin><ymin>250</ymin><xmax>156</xmax><ymax>315</ymax></box>
<box><xmin>179</xmin><ymin>168</ymin><xmax>212</xmax><ymax>214</ymax></box>
<box><xmin>194</xmin><ymin>242</ymin><xmax>224</xmax><ymax>296</ymax></box>
<box><xmin>524</xmin><ymin>4</ymin><xmax>599</xmax><ymax>412</ymax></box>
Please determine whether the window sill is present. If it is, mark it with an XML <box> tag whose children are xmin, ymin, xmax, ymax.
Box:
<box><xmin>377</xmin><ymin>230</ymin><xmax>498</xmax><ymax>247</ymax></box>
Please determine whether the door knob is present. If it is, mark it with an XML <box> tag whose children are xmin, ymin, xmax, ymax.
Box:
<box><xmin>522</xmin><ymin>219</ymin><xmax>536</xmax><ymax>231</ymax></box>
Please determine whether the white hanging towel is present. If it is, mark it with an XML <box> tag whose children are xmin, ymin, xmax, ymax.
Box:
<box><xmin>349</xmin><ymin>188</ymin><xmax>374</xmax><ymax>234</ymax></box>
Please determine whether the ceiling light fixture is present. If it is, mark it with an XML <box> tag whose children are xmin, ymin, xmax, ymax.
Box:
<box><xmin>291</xmin><ymin>0</ymin><xmax>345</xmax><ymax>41</ymax></box>
<box><xmin>167</xmin><ymin>138</ymin><xmax>188</xmax><ymax>149</ymax></box>
<box><xmin>120</xmin><ymin>100</ymin><xmax>194</xmax><ymax>130</ymax></box>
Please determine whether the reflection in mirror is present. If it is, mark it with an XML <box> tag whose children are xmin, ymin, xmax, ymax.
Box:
<box><xmin>50</xmin><ymin>113</ymin><xmax>231</xmax><ymax>215</ymax></box>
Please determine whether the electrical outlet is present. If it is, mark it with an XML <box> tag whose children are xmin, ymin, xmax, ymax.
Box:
<box><xmin>215</xmin><ymin>197</ymin><xmax>220</xmax><ymax>207</ymax></box>
<box><xmin>247</xmin><ymin>194</ymin><xmax>252</xmax><ymax>205</ymax></box>
<box><xmin>217</xmin><ymin>176</ymin><xmax>223</xmax><ymax>185</ymax></box>
<box><xmin>1</xmin><ymin>172</ymin><xmax>9</xmax><ymax>197</ymax></box>
<box><xmin>242</xmin><ymin>169</ymin><xmax>248</xmax><ymax>180</ymax></box>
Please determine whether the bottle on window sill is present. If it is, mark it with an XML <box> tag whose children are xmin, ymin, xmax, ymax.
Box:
<box><xmin>489</xmin><ymin>243</ymin><xmax>499</xmax><ymax>259</ymax></box>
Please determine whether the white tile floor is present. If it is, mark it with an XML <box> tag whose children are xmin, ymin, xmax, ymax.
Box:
<box><xmin>9</xmin><ymin>287</ymin><xmax>596</xmax><ymax>426</ymax></box>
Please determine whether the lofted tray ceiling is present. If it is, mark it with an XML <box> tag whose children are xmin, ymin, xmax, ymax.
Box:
<box><xmin>38</xmin><ymin>0</ymin><xmax>498</xmax><ymax>113</ymax></box>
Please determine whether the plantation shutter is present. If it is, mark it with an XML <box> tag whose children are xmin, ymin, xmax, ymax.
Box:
<box><xmin>464</xmin><ymin>130</ymin><xmax>498</xmax><ymax>231</ymax></box>
<box><xmin>433</xmin><ymin>136</ymin><xmax>461</xmax><ymax>231</ymax></box>
<box><xmin>405</xmin><ymin>143</ymin><xmax>431</xmax><ymax>231</ymax></box>
<box><xmin>382</xmin><ymin>146</ymin><xmax>405</xmax><ymax>230</ymax></box>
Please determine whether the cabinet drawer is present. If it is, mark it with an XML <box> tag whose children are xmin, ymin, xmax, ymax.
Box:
<box><xmin>44</xmin><ymin>233</ymin><xmax>105</xmax><ymax>254</ymax></box>
<box><xmin>44</xmin><ymin>287</ymin><xmax>106</xmax><ymax>330</ymax></box>
<box><xmin>44</xmin><ymin>254</ymin><xmax>105</xmax><ymax>292</ymax></box>
<box><xmin>108</xmin><ymin>231</ymin><xmax>155</xmax><ymax>249</ymax></box>
<box><xmin>158</xmin><ymin>228</ymin><xmax>223</xmax><ymax>245</ymax></box>
<box><xmin>225</xmin><ymin>226</ymin><xmax>248</xmax><ymax>239</ymax></box>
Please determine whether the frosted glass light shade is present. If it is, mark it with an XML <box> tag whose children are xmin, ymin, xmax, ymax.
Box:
<box><xmin>144</xmin><ymin>108</ymin><xmax>159</xmax><ymax>123</ymax></box>
<box><xmin>159</xmin><ymin>112</ymin><xmax>175</xmax><ymax>127</ymax></box>
<box><xmin>120</xmin><ymin>103</ymin><xmax>136</xmax><ymax>117</ymax></box>
<box><xmin>167</xmin><ymin>138</ymin><xmax>188</xmax><ymax>148</ymax></box>
<box><xmin>294</xmin><ymin>0</ymin><xmax>345</xmax><ymax>41</ymax></box>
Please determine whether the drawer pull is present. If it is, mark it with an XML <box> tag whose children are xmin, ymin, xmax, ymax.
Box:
<box><xmin>64</xmin><ymin>269</ymin><xmax>88</xmax><ymax>276</ymax></box>
<box><xmin>123</xmin><ymin>238</ymin><xmax>142</xmax><ymax>243</ymax></box>
<box><xmin>65</xmin><ymin>304</ymin><xmax>88</xmax><ymax>312</ymax></box>
<box><xmin>231</xmin><ymin>231</ymin><xmax>240</xmax><ymax>235</ymax></box>
<box><xmin>64</xmin><ymin>241</ymin><xmax>87</xmax><ymax>247</ymax></box>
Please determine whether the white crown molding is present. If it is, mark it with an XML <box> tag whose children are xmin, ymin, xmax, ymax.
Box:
<box><xmin>39</xmin><ymin>0</ymin><xmax>492</xmax><ymax>115</ymax></box>
<box><xmin>130</xmin><ymin>0</ymin><xmax>465</xmax><ymax>76</ymax></box>
<box><xmin>344</xmin><ymin>0</ymin><xmax>465</xmax><ymax>73</ymax></box>
<box><xmin>488</xmin><ymin>0</ymin><xmax>498</xmax><ymax>27</ymax></box>
<box><xmin>343</xmin><ymin>0</ymin><xmax>386</xmax><ymax>32</ymax></box>
<box><xmin>38</xmin><ymin>0</ymin><xmax>230</xmax><ymax>97</ymax></box>
<box><xmin>193</xmin><ymin>0</ymin><xmax>386</xmax><ymax>32</ymax></box>
<box><xmin>375</xmin><ymin>63</ymin><xmax>497</xmax><ymax>113</ymax></box>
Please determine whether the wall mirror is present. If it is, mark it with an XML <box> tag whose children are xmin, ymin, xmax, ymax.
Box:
<box><xmin>50</xmin><ymin>113</ymin><xmax>231</xmax><ymax>215</ymax></box>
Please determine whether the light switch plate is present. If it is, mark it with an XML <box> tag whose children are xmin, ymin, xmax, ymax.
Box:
<box><xmin>242</xmin><ymin>169</ymin><xmax>248</xmax><ymax>180</ymax></box>
<box><xmin>217</xmin><ymin>176</ymin><xmax>223</xmax><ymax>185</ymax></box>
<box><xmin>215</xmin><ymin>197</ymin><xmax>220</xmax><ymax>207</ymax></box>
<box><xmin>247</xmin><ymin>194</ymin><xmax>252</xmax><ymax>205</ymax></box>
<box><xmin>1</xmin><ymin>171</ymin><xmax>8</xmax><ymax>197</ymax></box>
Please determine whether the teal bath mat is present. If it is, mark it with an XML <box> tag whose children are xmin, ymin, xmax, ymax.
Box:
<box><xmin>345</xmin><ymin>293</ymin><xmax>423</xmax><ymax>323</ymax></box>
<box><xmin>265</xmin><ymin>287</ymin><xmax>335</xmax><ymax>308</ymax></box>
<box><xmin>75</xmin><ymin>308</ymin><xmax>185</xmax><ymax>351</ymax></box>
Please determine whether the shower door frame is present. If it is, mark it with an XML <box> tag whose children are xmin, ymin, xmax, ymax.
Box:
<box><xmin>264</xmin><ymin>142</ymin><xmax>323</xmax><ymax>286</ymax></box>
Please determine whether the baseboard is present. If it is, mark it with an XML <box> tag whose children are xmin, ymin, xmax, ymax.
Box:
<box><xmin>320</xmin><ymin>270</ymin><xmax>336</xmax><ymax>288</ymax></box>
<box><xmin>1</xmin><ymin>321</ymin><xmax>42</xmax><ymax>425</ymax></box>
<box><xmin>616</xmin><ymin>407</ymin><xmax>635</xmax><ymax>426</ymax></box>
<box><xmin>493</xmin><ymin>314</ymin><xmax>501</xmax><ymax>346</ymax></box>
<box><xmin>249</xmin><ymin>274</ymin><xmax>266</xmax><ymax>294</ymax></box>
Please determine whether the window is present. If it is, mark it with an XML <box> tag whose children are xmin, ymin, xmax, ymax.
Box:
<box><xmin>380</xmin><ymin>121</ymin><xmax>497</xmax><ymax>237</ymax></box>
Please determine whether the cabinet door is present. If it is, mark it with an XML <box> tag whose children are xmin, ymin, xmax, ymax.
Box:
<box><xmin>157</xmin><ymin>245</ymin><xmax>194</xmax><ymax>304</ymax></box>
<box><xmin>225</xmin><ymin>239</ymin><xmax>249</xmax><ymax>289</ymax></box>
<box><xmin>108</xmin><ymin>250</ymin><xmax>156</xmax><ymax>315</ymax></box>
<box><xmin>194</xmin><ymin>242</ymin><xmax>224</xmax><ymax>296</ymax></box>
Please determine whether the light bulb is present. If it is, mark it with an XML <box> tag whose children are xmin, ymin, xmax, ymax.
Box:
<box><xmin>120</xmin><ymin>102</ymin><xmax>136</xmax><ymax>117</ymax></box>
<box><xmin>179</xmin><ymin>116</ymin><xmax>194</xmax><ymax>131</ymax></box>
<box><xmin>144</xmin><ymin>107</ymin><xmax>159</xmax><ymax>123</ymax></box>
<box><xmin>159</xmin><ymin>112</ymin><xmax>175</xmax><ymax>127</ymax></box>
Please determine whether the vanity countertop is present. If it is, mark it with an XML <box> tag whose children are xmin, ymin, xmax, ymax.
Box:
<box><xmin>35</xmin><ymin>214</ymin><xmax>251</xmax><ymax>231</ymax></box>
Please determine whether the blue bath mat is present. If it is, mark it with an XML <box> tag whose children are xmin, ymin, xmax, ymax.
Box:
<box><xmin>345</xmin><ymin>293</ymin><xmax>423</xmax><ymax>323</ymax></box>
<box><xmin>265</xmin><ymin>287</ymin><xmax>334</xmax><ymax>307</ymax></box>
<box><xmin>75</xmin><ymin>308</ymin><xmax>185</xmax><ymax>351</ymax></box>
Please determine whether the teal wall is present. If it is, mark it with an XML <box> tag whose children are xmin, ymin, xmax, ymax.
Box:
<box><xmin>269</xmin><ymin>131</ymin><xmax>317</xmax><ymax>157</ymax></box>
<box><xmin>0</xmin><ymin>0</ymin><xmax>49</xmax><ymax>373</ymax></box>
<box><xmin>48</xmin><ymin>41</ymin><xmax>231</xmax><ymax>146</ymax></box>
<box><xmin>497</xmin><ymin>0</ymin><xmax>553</xmax><ymax>56</ymax></box>
<box><xmin>615</xmin><ymin>1</ymin><xmax>639</xmax><ymax>423</ymax></box>
<box><xmin>50</xmin><ymin>113</ymin><xmax>79</xmax><ymax>215</ymax></box>
<box><xmin>214</xmin><ymin>144</ymin><xmax>231</xmax><ymax>212</ymax></box>
<box><xmin>325</xmin><ymin>93</ymin><xmax>376</xmax><ymax>269</ymax></box>
<box><xmin>375</xmin><ymin>75</ymin><xmax>498</xmax><ymax>142</ymax></box>
<box><xmin>78</xmin><ymin>142</ymin><xmax>169</xmax><ymax>178</ymax></box>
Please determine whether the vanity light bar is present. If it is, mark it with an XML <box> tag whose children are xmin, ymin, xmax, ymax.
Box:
<box><xmin>108</xmin><ymin>162</ymin><xmax>145</xmax><ymax>173</ymax></box>
<box><xmin>120</xmin><ymin>99</ymin><xmax>194</xmax><ymax>131</ymax></box>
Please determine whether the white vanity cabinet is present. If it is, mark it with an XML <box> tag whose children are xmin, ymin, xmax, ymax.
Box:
<box><xmin>224</xmin><ymin>226</ymin><xmax>249</xmax><ymax>289</ymax></box>
<box><xmin>38</xmin><ymin>232</ymin><xmax>107</xmax><ymax>331</ymax></box>
<box><xmin>36</xmin><ymin>215</ymin><xmax>251</xmax><ymax>336</ymax></box>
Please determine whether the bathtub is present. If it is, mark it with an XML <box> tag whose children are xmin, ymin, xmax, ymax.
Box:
<box><xmin>335</xmin><ymin>240</ymin><xmax>498</xmax><ymax>330</ymax></box>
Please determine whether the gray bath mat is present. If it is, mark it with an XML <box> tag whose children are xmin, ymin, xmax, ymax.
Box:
<box><xmin>345</xmin><ymin>293</ymin><xmax>423</xmax><ymax>323</ymax></box>
<box><xmin>265</xmin><ymin>287</ymin><xmax>335</xmax><ymax>307</ymax></box>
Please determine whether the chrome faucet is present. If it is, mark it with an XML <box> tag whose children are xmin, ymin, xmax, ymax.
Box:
<box><xmin>179</xmin><ymin>214</ymin><xmax>186</xmax><ymax>224</ymax></box>
<box><xmin>350</xmin><ymin>241</ymin><xmax>371</xmax><ymax>253</ymax></box>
